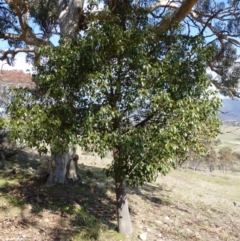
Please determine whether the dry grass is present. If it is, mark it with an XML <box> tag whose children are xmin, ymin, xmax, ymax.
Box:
<box><xmin>125</xmin><ymin>169</ymin><xmax>240</xmax><ymax>241</ymax></box>
<box><xmin>0</xmin><ymin>144</ymin><xmax>240</xmax><ymax>240</ymax></box>
<box><xmin>216</xmin><ymin>125</ymin><xmax>240</xmax><ymax>152</ymax></box>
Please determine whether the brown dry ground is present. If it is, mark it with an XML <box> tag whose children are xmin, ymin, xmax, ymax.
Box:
<box><xmin>0</xmin><ymin>126</ymin><xmax>240</xmax><ymax>241</ymax></box>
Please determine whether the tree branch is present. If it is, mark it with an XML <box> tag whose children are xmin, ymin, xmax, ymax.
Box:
<box><xmin>0</xmin><ymin>47</ymin><xmax>35</xmax><ymax>65</ymax></box>
<box><xmin>149</xmin><ymin>0</ymin><xmax>179</xmax><ymax>12</ymax></box>
<box><xmin>156</xmin><ymin>0</ymin><xmax>199</xmax><ymax>32</ymax></box>
<box><xmin>56</xmin><ymin>0</ymin><xmax>85</xmax><ymax>37</ymax></box>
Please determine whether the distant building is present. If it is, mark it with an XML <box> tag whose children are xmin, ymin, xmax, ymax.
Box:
<box><xmin>0</xmin><ymin>70</ymin><xmax>35</xmax><ymax>117</ymax></box>
<box><xmin>0</xmin><ymin>70</ymin><xmax>35</xmax><ymax>89</ymax></box>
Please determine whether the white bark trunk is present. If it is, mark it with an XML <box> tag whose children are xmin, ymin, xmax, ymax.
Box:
<box><xmin>115</xmin><ymin>179</ymin><xmax>133</xmax><ymax>234</ymax></box>
<box><xmin>47</xmin><ymin>0</ymin><xmax>84</xmax><ymax>184</ymax></box>
<box><xmin>67</xmin><ymin>154</ymin><xmax>79</xmax><ymax>181</ymax></box>
<box><xmin>47</xmin><ymin>147</ymin><xmax>80</xmax><ymax>185</ymax></box>
<box><xmin>156</xmin><ymin>0</ymin><xmax>199</xmax><ymax>32</ymax></box>
<box><xmin>56</xmin><ymin>0</ymin><xmax>85</xmax><ymax>38</ymax></box>
<box><xmin>47</xmin><ymin>152</ymin><xmax>69</xmax><ymax>184</ymax></box>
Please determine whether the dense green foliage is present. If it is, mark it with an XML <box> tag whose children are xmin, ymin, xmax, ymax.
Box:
<box><xmin>8</xmin><ymin>11</ymin><xmax>221</xmax><ymax>185</ymax></box>
<box><xmin>1</xmin><ymin>0</ymin><xmax>240</xmax><ymax>97</ymax></box>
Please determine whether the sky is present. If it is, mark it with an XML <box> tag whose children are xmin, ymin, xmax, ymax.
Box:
<box><xmin>0</xmin><ymin>54</ymin><xmax>33</xmax><ymax>73</ymax></box>
<box><xmin>0</xmin><ymin>32</ymin><xmax>60</xmax><ymax>73</ymax></box>
<box><xmin>0</xmin><ymin>1</ymin><xmax>239</xmax><ymax>73</ymax></box>
<box><xmin>0</xmin><ymin>4</ymin><xmax>238</xmax><ymax>100</ymax></box>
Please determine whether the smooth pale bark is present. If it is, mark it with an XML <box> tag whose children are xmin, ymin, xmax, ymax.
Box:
<box><xmin>66</xmin><ymin>154</ymin><xmax>79</xmax><ymax>180</ymax></box>
<box><xmin>56</xmin><ymin>0</ymin><xmax>85</xmax><ymax>38</ymax></box>
<box><xmin>157</xmin><ymin>0</ymin><xmax>199</xmax><ymax>32</ymax></box>
<box><xmin>45</xmin><ymin>0</ymin><xmax>85</xmax><ymax>185</ymax></box>
<box><xmin>47</xmin><ymin>148</ymin><xmax>80</xmax><ymax>185</ymax></box>
<box><xmin>43</xmin><ymin>0</ymin><xmax>84</xmax><ymax>184</ymax></box>
<box><xmin>115</xmin><ymin>178</ymin><xmax>133</xmax><ymax>234</ymax></box>
<box><xmin>47</xmin><ymin>152</ymin><xmax>69</xmax><ymax>184</ymax></box>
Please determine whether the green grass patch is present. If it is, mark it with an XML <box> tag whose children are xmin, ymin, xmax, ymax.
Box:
<box><xmin>73</xmin><ymin>209</ymin><xmax>106</xmax><ymax>240</ymax></box>
<box><xmin>73</xmin><ymin>208</ymin><xmax>123</xmax><ymax>241</ymax></box>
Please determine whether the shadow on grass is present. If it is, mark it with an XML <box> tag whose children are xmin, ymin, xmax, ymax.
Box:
<box><xmin>0</xmin><ymin>155</ymin><xmax>119</xmax><ymax>241</ymax></box>
<box><xmin>0</xmin><ymin>152</ymin><xmax>174</xmax><ymax>240</ymax></box>
<box><xmin>130</xmin><ymin>182</ymin><xmax>173</xmax><ymax>207</ymax></box>
<box><xmin>1</xmin><ymin>149</ymin><xmax>42</xmax><ymax>170</ymax></box>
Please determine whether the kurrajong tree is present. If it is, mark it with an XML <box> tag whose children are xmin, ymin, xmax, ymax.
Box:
<box><xmin>8</xmin><ymin>10</ymin><xmax>221</xmax><ymax>233</ymax></box>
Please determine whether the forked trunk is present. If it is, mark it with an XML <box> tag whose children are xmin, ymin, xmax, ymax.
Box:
<box><xmin>47</xmin><ymin>148</ymin><xmax>80</xmax><ymax>185</ymax></box>
<box><xmin>115</xmin><ymin>177</ymin><xmax>133</xmax><ymax>234</ymax></box>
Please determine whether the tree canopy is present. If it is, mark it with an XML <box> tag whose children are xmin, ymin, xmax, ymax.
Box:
<box><xmin>7</xmin><ymin>9</ymin><xmax>222</xmax><ymax>233</ymax></box>
<box><xmin>8</xmin><ymin>11</ymin><xmax>221</xmax><ymax>183</ymax></box>
<box><xmin>0</xmin><ymin>0</ymin><xmax>240</xmax><ymax>97</ymax></box>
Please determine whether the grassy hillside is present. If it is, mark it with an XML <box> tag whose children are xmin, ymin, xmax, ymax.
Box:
<box><xmin>215</xmin><ymin>125</ymin><xmax>240</xmax><ymax>152</ymax></box>
<box><xmin>0</xmin><ymin>149</ymin><xmax>240</xmax><ymax>241</ymax></box>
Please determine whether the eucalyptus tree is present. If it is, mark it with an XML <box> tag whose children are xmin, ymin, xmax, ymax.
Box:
<box><xmin>8</xmin><ymin>10</ymin><xmax>221</xmax><ymax>233</ymax></box>
<box><xmin>0</xmin><ymin>0</ymin><xmax>240</xmax><ymax>93</ymax></box>
<box><xmin>1</xmin><ymin>0</ymin><xmax>239</xmax><ymax>184</ymax></box>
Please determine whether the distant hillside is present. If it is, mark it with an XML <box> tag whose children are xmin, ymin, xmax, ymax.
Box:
<box><xmin>219</xmin><ymin>98</ymin><xmax>240</xmax><ymax>122</ymax></box>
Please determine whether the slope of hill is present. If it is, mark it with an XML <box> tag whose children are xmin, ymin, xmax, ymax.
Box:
<box><xmin>0</xmin><ymin>151</ymin><xmax>240</xmax><ymax>241</ymax></box>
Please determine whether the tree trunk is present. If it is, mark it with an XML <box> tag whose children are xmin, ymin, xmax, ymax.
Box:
<box><xmin>46</xmin><ymin>0</ymin><xmax>85</xmax><ymax>184</ymax></box>
<box><xmin>56</xmin><ymin>0</ymin><xmax>85</xmax><ymax>38</ymax></box>
<box><xmin>115</xmin><ymin>177</ymin><xmax>133</xmax><ymax>234</ymax></box>
<box><xmin>209</xmin><ymin>164</ymin><xmax>214</xmax><ymax>172</ymax></box>
<box><xmin>0</xmin><ymin>152</ymin><xmax>7</xmax><ymax>170</ymax></box>
<box><xmin>47</xmin><ymin>148</ymin><xmax>81</xmax><ymax>185</ymax></box>
<box><xmin>113</xmin><ymin>148</ymin><xmax>133</xmax><ymax>234</ymax></box>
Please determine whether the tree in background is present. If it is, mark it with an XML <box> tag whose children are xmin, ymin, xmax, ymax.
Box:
<box><xmin>233</xmin><ymin>152</ymin><xmax>240</xmax><ymax>164</ymax></box>
<box><xmin>218</xmin><ymin>147</ymin><xmax>237</xmax><ymax>172</ymax></box>
<box><xmin>8</xmin><ymin>10</ymin><xmax>221</xmax><ymax>233</ymax></box>
<box><xmin>182</xmin><ymin>152</ymin><xmax>205</xmax><ymax>171</ymax></box>
<box><xmin>0</xmin><ymin>70</ymin><xmax>34</xmax><ymax>169</ymax></box>
<box><xmin>205</xmin><ymin>147</ymin><xmax>218</xmax><ymax>172</ymax></box>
